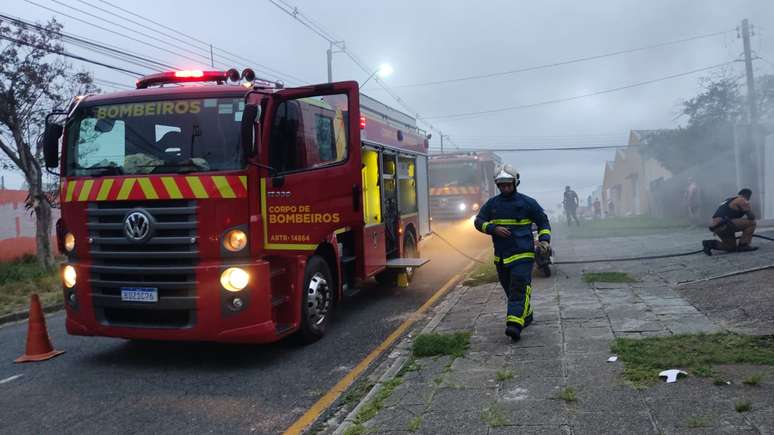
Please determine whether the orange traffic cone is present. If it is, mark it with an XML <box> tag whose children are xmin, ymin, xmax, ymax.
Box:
<box><xmin>15</xmin><ymin>294</ymin><xmax>65</xmax><ymax>363</ymax></box>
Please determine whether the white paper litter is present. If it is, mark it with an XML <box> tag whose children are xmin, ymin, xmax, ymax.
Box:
<box><xmin>659</xmin><ymin>369</ymin><xmax>687</xmax><ymax>383</ymax></box>
<box><xmin>607</xmin><ymin>356</ymin><xmax>618</xmax><ymax>362</ymax></box>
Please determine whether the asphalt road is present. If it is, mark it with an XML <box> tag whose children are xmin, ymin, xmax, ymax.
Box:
<box><xmin>0</xmin><ymin>219</ymin><xmax>490</xmax><ymax>434</ymax></box>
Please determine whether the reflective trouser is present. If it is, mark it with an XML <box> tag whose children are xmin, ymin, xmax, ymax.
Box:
<box><xmin>495</xmin><ymin>260</ymin><xmax>533</xmax><ymax>327</ymax></box>
<box><xmin>712</xmin><ymin>217</ymin><xmax>757</xmax><ymax>250</ymax></box>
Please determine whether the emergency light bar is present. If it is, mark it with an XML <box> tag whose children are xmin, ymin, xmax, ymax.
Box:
<box><xmin>135</xmin><ymin>68</ymin><xmax>283</xmax><ymax>89</ymax></box>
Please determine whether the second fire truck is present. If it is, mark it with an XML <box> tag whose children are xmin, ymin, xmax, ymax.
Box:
<box><xmin>428</xmin><ymin>152</ymin><xmax>501</xmax><ymax>219</ymax></box>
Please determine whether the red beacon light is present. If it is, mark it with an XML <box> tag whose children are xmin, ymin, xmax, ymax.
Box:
<box><xmin>174</xmin><ymin>70</ymin><xmax>204</xmax><ymax>78</ymax></box>
<box><xmin>136</xmin><ymin>69</ymin><xmax>240</xmax><ymax>89</ymax></box>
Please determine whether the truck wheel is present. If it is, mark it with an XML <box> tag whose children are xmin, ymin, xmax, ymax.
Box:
<box><xmin>299</xmin><ymin>255</ymin><xmax>334</xmax><ymax>343</ymax></box>
<box><xmin>403</xmin><ymin>232</ymin><xmax>419</xmax><ymax>283</ymax></box>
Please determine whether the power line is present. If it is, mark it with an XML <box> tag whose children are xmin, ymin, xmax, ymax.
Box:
<box><xmin>428</xmin><ymin>144</ymin><xmax>632</xmax><ymax>152</ymax></box>
<box><xmin>47</xmin><ymin>0</ymin><xmax>213</xmax><ymax>64</ymax></box>
<box><xmin>0</xmin><ymin>34</ymin><xmax>143</xmax><ymax>76</ymax></box>
<box><xmin>267</xmin><ymin>0</ymin><xmax>451</xmax><ymax>142</ymax></box>
<box><xmin>424</xmin><ymin>61</ymin><xmax>736</xmax><ymax>120</ymax></box>
<box><xmin>396</xmin><ymin>30</ymin><xmax>732</xmax><ymax>88</ymax></box>
<box><xmin>0</xmin><ymin>13</ymin><xmax>179</xmax><ymax>73</ymax></box>
<box><xmin>95</xmin><ymin>0</ymin><xmax>311</xmax><ymax>85</ymax></box>
<box><xmin>24</xmin><ymin>0</ymin><xmax>209</xmax><ymax>68</ymax></box>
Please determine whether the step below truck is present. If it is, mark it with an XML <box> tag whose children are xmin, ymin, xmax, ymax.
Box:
<box><xmin>43</xmin><ymin>69</ymin><xmax>430</xmax><ymax>343</ymax></box>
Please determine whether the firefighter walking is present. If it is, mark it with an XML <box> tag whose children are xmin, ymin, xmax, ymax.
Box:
<box><xmin>474</xmin><ymin>165</ymin><xmax>551</xmax><ymax>341</ymax></box>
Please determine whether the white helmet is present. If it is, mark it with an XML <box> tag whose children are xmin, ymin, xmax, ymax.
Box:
<box><xmin>494</xmin><ymin>164</ymin><xmax>520</xmax><ymax>186</ymax></box>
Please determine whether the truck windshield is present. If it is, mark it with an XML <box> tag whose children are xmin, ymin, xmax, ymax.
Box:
<box><xmin>429</xmin><ymin>162</ymin><xmax>479</xmax><ymax>187</ymax></box>
<box><xmin>65</xmin><ymin>97</ymin><xmax>245</xmax><ymax>176</ymax></box>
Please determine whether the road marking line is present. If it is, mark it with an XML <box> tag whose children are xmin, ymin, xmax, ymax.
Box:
<box><xmin>0</xmin><ymin>374</ymin><xmax>23</xmax><ymax>384</ymax></box>
<box><xmin>284</xmin><ymin>248</ymin><xmax>487</xmax><ymax>435</ymax></box>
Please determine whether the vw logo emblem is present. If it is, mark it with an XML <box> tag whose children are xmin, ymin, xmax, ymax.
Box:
<box><xmin>124</xmin><ymin>211</ymin><xmax>152</xmax><ymax>242</ymax></box>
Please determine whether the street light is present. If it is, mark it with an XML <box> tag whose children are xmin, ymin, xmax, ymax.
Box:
<box><xmin>360</xmin><ymin>63</ymin><xmax>393</xmax><ymax>88</ymax></box>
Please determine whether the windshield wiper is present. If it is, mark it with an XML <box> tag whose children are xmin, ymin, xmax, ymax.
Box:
<box><xmin>73</xmin><ymin>164</ymin><xmax>124</xmax><ymax>177</ymax></box>
<box><xmin>139</xmin><ymin>160</ymin><xmax>209</xmax><ymax>174</ymax></box>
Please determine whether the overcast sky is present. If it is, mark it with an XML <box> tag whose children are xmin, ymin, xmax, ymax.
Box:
<box><xmin>2</xmin><ymin>0</ymin><xmax>774</xmax><ymax>209</ymax></box>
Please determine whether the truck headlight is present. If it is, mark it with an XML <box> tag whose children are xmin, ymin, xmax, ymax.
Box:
<box><xmin>64</xmin><ymin>232</ymin><xmax>75</xmax><ymax>252</ymax></box>
<box><xmin>458</xmin><ymin>203</ymin><xmax>467</xmax><ymax>211</ymax></box>
<box><xmin>63</xmin><ymin>265</ymin><xmax>77</xmax><ymax>288</ymax></box>
<box><xmin>220</xmin><ymin>267</ymin><xmax>249</xmax><ymax>292</ymax></box>
<box><xmin>224</xmin><ymin>230</ymin><xmax>247</xmax><ymax>252</ymax></box>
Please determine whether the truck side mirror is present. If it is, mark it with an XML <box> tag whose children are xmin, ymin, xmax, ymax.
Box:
<box><xmin>43</xmin><ymin>123</ymin><xmax>63</xmax><ymax>169</ymax></box>
<box><xmin>241</xmin><ymin>104</ymin><xmax>260</xmax><ymax>157</ymax></box>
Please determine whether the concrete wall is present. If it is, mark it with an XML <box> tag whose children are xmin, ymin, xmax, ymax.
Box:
<box><xmin>0</xmin><ymin>189</ymin><xmax>59</xmax><ymax>261</ymax></box>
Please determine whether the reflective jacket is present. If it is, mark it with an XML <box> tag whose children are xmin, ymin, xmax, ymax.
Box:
<box><xmin>474</xmin><ymin>192</ymin><xmax>551</xmax><ymax>266</ymax></box>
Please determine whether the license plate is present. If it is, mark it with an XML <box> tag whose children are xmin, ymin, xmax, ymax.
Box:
<box><xmin>120</xmin><ymin>287</ymin><xmax>158</xmax><ymax>303</ymax></box>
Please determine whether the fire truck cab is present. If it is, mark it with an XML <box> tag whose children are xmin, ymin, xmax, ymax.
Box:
<box><xmin>43</xmin><ymin>69</ymin><xmax>430</xmax><ymax>344</ymax></box>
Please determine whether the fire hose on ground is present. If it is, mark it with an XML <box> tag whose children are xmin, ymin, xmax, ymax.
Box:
<box><xmin>429</xmin><ymin>231</ymin><xmax>774</xmax><ymax>266</ymax></box>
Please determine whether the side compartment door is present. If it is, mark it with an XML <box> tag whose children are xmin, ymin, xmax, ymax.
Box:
<box><xmin>261</xmin><ymin>82</ymin><xmax>362</xmax><ymax>252</ymax></box>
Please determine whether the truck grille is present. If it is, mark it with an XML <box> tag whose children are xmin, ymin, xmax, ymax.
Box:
<box><xmin>87</xmin><ymin>200</ymin><xmax>199</xmax><ymax>328</ymax></box>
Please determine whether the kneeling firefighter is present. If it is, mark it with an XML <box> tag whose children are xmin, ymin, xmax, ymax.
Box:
<box><xmin>474</xmin><ymin>165</ymin><xmax>552</xmax><ymax>341</ymax></box>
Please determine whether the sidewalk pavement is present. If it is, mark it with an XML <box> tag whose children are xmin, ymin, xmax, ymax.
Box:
<box><xmin>336</xmin><ymin>229</ymin><xmax>774</xmax><ymax>434</ymax></box>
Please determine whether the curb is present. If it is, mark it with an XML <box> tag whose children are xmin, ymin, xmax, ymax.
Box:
<box><xmin>0</xmin><ymin>303</ymin><xmax>64</xmax><ymax>327</ymax></box>
<box><xmin>332</xmin><ymin>281</ymin><xmax>470</xmax><ymax>435</ymax></box>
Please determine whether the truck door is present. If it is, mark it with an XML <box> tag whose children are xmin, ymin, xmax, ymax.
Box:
<box><xmin>261</xmin><ymin>82</ymin><xmax>362</xmax><ymax>251</ymax></box>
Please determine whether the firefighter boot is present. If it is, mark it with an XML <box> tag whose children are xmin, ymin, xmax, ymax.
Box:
<box><xmin>505</xmin><ymin>322</ymin><xmax>521</xmax><ymax>342</ymax></box>
<box><xmin>737</xmin><ymin>244</ymin><xmax>759</xmax><ymax>252</ymax></box>
<box><xmin>702</xmin><ymin>240</ymin><xmax>716</xmax><ymax>256</ymax></box>
<box><xmin>524</xmin><ymin>313</ymin><xmax>533</xmax><ymax>328</ymax></box>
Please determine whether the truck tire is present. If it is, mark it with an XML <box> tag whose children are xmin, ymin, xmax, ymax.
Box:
<box><xmin>299</xmin><ymin>255</ymin><xmax>334</xmax><ymax>343</ymax></box>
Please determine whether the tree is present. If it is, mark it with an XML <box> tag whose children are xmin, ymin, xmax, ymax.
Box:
<box><xmin>0</xmin><ymin>18</ymin><xmax>97</xmax><ymax>268</ymax></box>
<box><xmin>641</xmin><ymin>72</ymin><xmax>774</xmax><ymax>174</ymax></box>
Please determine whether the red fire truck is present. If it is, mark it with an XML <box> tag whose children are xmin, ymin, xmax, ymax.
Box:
<box><xmin>428</xmin><ymin>152</ymin><xmax>501</xmax><ymax>219</ymax></box>
<box><xmin>43</xmin><ymin>69</ymin><xmax>430</xmax><ymax>343</ymax></box>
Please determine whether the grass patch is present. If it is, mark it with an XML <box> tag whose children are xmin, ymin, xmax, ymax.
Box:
<box><xmin>611</xmin><ymin>333</ymin><xmax>774</xmax><ymax>386</ymax></box>
<box><xmin>0</xmin><ymin>257</ymin><xmax>60</xmax><ymax>316</ymax></box>
<box><xmin>343</xmin><ymin>379</ymin><xmax>376</xmax><ymax>407</ymax></box>
<box><xmin>412</xmin><ymin>332</ymin><xmax>471</xmax><ymax>358</ymax></box>
<box><xmin>743</xmin><ymin>374</ymin><xmax>763</xmax><ymax>386</ymax></box>
<box><xmin>735</xmin><ymin>400</ymin><xmax>752</xmax><ymax>413</ymax></box>
<box><xmin>693</xmin><ymin>365</ymin><xmax>714</xmax><ymax>377</ymax></box>
<box><xmin>352</xmin><ymin>377</ymin><xmax>403</xmax><ymax>426</ymax></box>
<box><xmin>462</xmin><ymin>259</ymin><xmax>497</xmax><ymax>287</ymax></box>
<box><xmin>496</xmin><ymin>369</ymin><xmax>514</xmax><ymax>382</ymax></box>
<box><xmin>343</xmin><ymin>424</ymin><xmax>366</xmax><ymax>435</ymax></box>
<box><xmin>566</xmin><ymin>216</ymin><xmax>690</xmax><ymax>239</ymax></box>
<box><xmin>558</xmin><ymin>387</ymin><xmax>577</xmax><ymax>402</ymax></box>
<box><xmin>686</xmin><ymin>416</ymin><xmax>712</xmax><ymax>428</ymax></box>
<box><xmin>582</xmin><ymin>272</ymin><xmax>637</xmax><ymax>283</ymax></box>
<box><xmin>407</xmin><ymin>416</ymin><xmax>422</xmax><ymax>432</ymax></box>
<box><xmin>481</xmin><ymin>403</ymin><xmax>509</xmax><ymax>428</ymax></box>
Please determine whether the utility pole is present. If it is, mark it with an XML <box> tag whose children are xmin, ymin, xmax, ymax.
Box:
<box><xmin>741</xmin><ymin>19</ymin><xmax>758</xmax><ymax>124</ymax></box>
<box><xmin>326</xmin><ymin>41</ymin><xmax>345</xmax><ymax>83</ymax></box>
<box><xmin>440</xmin><ymin>134</ymin><xmax>444</xmax><ymax>154</ymax></box>
<box><xmin>209</xmin><ymin>44</ymin><xmax>215</xmax><ymax>68</ymax></box>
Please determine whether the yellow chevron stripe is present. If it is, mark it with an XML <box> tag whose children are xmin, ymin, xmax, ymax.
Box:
<box><xmin>117</xmin><ymin>178</ymin><xmax>136</xmax><ymax>200</ymax></box>
<box><xmin>239</xmin><ymin>175</ymin><xmax>247</xmax><ymax>191</ymax></box>
<box><xmin>65</xmin><ymin>180</ymin><xmax>77</xmax><ymax>202</ymax></box>
<box><xmin>96</xmin><ymin>179</ymin><xmax>114</xmax><ymax>201</ymax></box>
<box><xmin>78</xmin><ymin>179</ymin><xmax>94</xmax><ymax>201</ymax></box>
<box><xmin>186</xmin><ymin>176</ymin><xmax>208</xmax><ymax>198</ymax></box>
<box><xmin>161</xmin><ymin>177</ymin><xmax>182</xmax><ymax>199</ymax></box>
<box><xmin>137</xmin><ymin>178</ymin><xmax>159</xmax><ymax>199</ymax></box>
<box><xmin>212</xmin><ymin>176</ymin><xmax>236</xmax><ymax>198</ymax></box>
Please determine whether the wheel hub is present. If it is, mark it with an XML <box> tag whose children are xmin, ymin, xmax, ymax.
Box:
<box><xmin>306</xmin><ymin>273</ymin><xmax>330</xmax><ymax>326</ymax></box>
